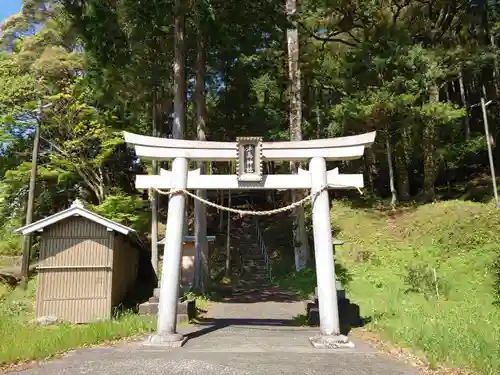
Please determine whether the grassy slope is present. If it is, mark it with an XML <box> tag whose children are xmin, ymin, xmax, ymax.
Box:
<box><xmin>274</xmin><ymin>200</ymin><xmax>499</xmax><ymax>374</ymax></box>
<box><xmin>331</xmin><ymin>200</ymin><xmax>500</xmax><ymax>375</ymax></box>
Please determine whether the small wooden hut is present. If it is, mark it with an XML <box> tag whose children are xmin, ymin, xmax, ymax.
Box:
<box><xmin>15</xmin><ymin>199</ymin><xmax>155</xmax><ymax>323</ymax></box>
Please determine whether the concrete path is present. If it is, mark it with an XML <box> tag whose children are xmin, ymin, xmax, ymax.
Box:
<box><xmin>11</xmin><ymin>286</ymin><xmax>420</xmax><ymax>375</ymax></box>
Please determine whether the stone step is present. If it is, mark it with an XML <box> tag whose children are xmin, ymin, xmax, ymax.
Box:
<box><xmin>243</xmin><ymin>259</ymin><xmax>266</xmax><ymax>264</ymax></box>
<box><xmin>244</xmin><ymin>259</ymin><xmax>268</xmax><ymax>264</ymax></box>
<box><xmin>243</xmin><ymin>253</ymin><xmax>266</xmax><ymax>258</ymax></box>
<box><xmin>243</xmin><ymin>271</ymin><xmax>267</xmax><ymax>276</ymax></box>
<box><xmin>242</xmin><ymin>257</ymin><xmax>265</xmax><ymax>263</ymax></box>
<box><xmin>242</xmin><ymin>274</ymin><xmax>268</xmax><ymax>280</ymax></box>
<box><xmin>242</xmin><ymin>268</ymin><xmax>268</xmax><ymax>274</ymax></box>
<box><xmin>241</xmin><ymin>270</ymin><xmax>268</xmax><ymax>276</ymax></box>
<box><xmin>243</xmin><ymin>263</ymin><xmax>266</xmax><ymax>267</ymax></box>
<box><xmin>239</xmin><ymin>280</ymin><xmax>270</xmax><ymax>286</ymax></box>
<box><xmin>241</xmin><ymin>277</ymin><xmax>270</xmax><ymax>282</ymax></box>
<box><xmin>243</xmin><ymin>268</ymin><xmax>267</xmax><ymax>273</ymax></box>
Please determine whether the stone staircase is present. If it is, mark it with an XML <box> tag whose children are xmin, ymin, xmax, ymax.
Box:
<box><xmin>237</xmin><ymin>217</ymin><xmax>271</xmax><ymax>288</ymax></box>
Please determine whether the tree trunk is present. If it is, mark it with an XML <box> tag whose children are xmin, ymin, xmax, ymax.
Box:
<box><xmin>422</xmin><ymin>85</ymin><xmax>439</xmax><ymax>201</ymax></box>
<box><xmin>219</xmin><ymin>190</ymin><xmax>224</xmax><ymax>232</ymax></box>
<box><xmin>491</xmin><ymin>34</ymin><xmax>500</xmax><ymax>99</ymax></box>
<box><xmin>315</xmin><ymin>87</ymin><xmax>322</xmax><ymax>139</ymax></box>
<box><xmin>481</xmin><ymin>0</ymin><xmax>499</xmax><ymax>100</ymax></box>
<box><xmin>172</xmin><ymin>0</ymin><xmax>186</xmax><ymax>140</ymax></box>
<box><xmin>365</xmin><ymin>147</ymin><xmax>376</xmax><ymax>194</ymax></box>
<box><xmin>386</xmin><ymin>133</ymin><xmax>397</xmax><ymax>207</ymax></box>
<box><xmin>458</xmin><ymin>69</ymin><xmax>471</xmax><ymax>141</ymax></box>
<box><xmin>193</xmin><ymin>7</ymin><xmax>209</xmax><ymax>293</ymax></box>
<box><xmin>394</xmin><ymin>129</ymin><xmax>410</xmax><ymax>201</ymax></box>
<box><xmin>287</xmin><ymin>0</ymin><xmax>309</xmax><ymax>271</ymax></box>
<box><xmin>165</xmin><ymin>0</ymin><xmax>186</xmax><ymax>289</ymax></box>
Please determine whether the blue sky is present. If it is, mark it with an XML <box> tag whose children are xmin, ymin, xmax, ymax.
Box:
<box><xmin>0</xmin><ymin>0</ymin><xmax>22</xmax><ymax>22</ymax></box>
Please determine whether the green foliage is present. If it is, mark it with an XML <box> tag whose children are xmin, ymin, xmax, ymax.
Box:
<box><xmin>493</xmin><ymin>255</ymin><xmax>500</xmax><ymax>306</ymax></box>
<box><xmin>0</xmin><ymin>283</ymin><xmax>12</xmax><ymax>301</ymax></box>
<box><xmin>0</xmin><ymin>228</ymin><xmax>23</xmax><ymax>257</ymax></box>
<box><xmin>273</xmin><ymin>264</ymin><xmax>352</xmax><ymax>299</ymax></box>
<box><xmin>91</xmin><ymin>192</ymin><xmax>149</xmax><ymax>232</ymax></box>
<box><xmin>403</xmin><ymin>264</ymin><xmax>449</xmax><ymax>298</ymax></box>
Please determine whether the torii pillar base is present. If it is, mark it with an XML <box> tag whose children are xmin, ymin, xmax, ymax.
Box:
<box><xmin>145</xmin><ymin>333</ymin><xmax>187</xmax><ymax>348</ymax></box>
<box><xmin>309</xmin><ymin>334</ymin><xmax>355</xmax><ymax>349</ymax></box>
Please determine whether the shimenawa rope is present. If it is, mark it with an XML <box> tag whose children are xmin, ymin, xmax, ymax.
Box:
<box><xmin>148</xmin><ymin>183</ymin><xmax>362</xmax><ymax>217</ymax></box>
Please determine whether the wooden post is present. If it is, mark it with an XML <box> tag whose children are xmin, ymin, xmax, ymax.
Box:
<box><xmin>20</xmin><ymin>100</ymin><xmax>43</xmax><ymax>288</ymax></box>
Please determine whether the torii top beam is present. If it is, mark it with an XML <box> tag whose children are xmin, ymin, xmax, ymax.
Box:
<box><xmin>123</xmin><ymin>131</ymin><xmax>376</xmax><ymax>162</ymax></box>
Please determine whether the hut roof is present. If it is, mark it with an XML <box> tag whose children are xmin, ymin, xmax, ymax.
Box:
<box><xmin>15</xmin><ymin>199</ymin><xmax>137</xmax><ymax>236</ymax></box>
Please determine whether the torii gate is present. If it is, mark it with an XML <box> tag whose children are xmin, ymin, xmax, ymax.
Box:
<box><xmin>124</xmin><ymin>131</ymin><xmax>376</xmax><ymax>348</ymax></box>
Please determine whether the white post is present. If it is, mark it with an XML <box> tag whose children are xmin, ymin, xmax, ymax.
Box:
<box><xmin>151</xmin><ymin>160</ymin><xmax>159</xmax><ymax>276</ymax></box>
<box><xmin>148</xmin><ymin>157</ymin><xmax>188</xmax><ymax>347</ymax></box>
<box><xmin>309</xmin><ymin>157</ymin><xmax>353</xmax><ymax>348</ymax></box>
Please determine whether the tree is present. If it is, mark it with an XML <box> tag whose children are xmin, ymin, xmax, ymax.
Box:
<box><xmin>287</xmin><ymin>0</ymin><xmax>309</xmax><ymax>271</ymax></box>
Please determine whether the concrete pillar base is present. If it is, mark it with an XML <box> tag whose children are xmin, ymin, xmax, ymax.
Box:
<box><xmin>144</xmin><ymin>333</ymin><xmax>187</xmax><ymax>348</ymax></box>
<box><xmin>309</xmin><ymin>334</ymin><xmax>355</xmax><ymax>349</ymax></box>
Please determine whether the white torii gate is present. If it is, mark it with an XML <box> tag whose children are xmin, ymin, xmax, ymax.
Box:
<box><xmin>124</xmin><ymin>130</ymin><xmax>376</xmax><ymax>348</ymax></box>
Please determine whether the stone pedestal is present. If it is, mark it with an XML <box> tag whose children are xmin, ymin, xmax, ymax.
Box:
<box><xmin>138</xmin><ymin>286</ymin><xmax>196</xmax><ymax>324</ymax></box>
<box><xmin>306</xmin><ymin>283</ymin><xmax>362</xmax><ymax>338</ymax></box>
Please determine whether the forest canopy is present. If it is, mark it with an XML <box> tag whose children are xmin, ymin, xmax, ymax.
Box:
<box><xmin>0</xmin><ymin>0</ymin><xmax>499</xmax><ymax>254</ymax></box>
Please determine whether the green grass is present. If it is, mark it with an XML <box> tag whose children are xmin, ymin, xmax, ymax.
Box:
<box><xmin>0</xmin><ymin>278</ymin><xmax>156</xmax><ymax>366</ymax></box>
<box><xmin>0</xmin><ymin>282</ymin><xmax>11</xmax><ymax>300</ymax></box>
<box><xmin>273</xmin><ymin>268</ymin><xmax>316</xmax><ymax>299</ymax></box>
<box><xmin>275</xmin><ymin>199</ymin><xmax>500</xmax><ymax>375</ymax></box>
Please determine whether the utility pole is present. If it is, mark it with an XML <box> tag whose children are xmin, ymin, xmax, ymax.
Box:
<box><xmin>472</xmin><ymin>98</ymin><xmax>499</xmax><ymax>208</ymax></box>
<box><xmin>480</xmin><ymin>98</ymin><xmax>499</xmax><ymax>208</ymax></box>
<box><xmin>20</xmin><ymin>100</ymin><xmax>43</xmax><ymax>288</ymax></box>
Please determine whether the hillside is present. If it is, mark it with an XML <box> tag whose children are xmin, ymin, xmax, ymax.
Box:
<box><xmin>276</xmin><ymin>200</ymin><xmax>499</xmax><ymax>374</ymax></box>
<box><xmin>329</xmin><ymin>201</ymin><xmax>499</xmax><ymax>374</ymax></box>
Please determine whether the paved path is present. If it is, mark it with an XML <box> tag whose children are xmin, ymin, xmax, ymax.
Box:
<box><xmin>11</xmin><ymin>286</ymin><xmax>420</xmax><ymax>375</ymax></box>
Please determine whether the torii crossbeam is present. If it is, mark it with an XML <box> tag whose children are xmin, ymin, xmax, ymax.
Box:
<box><xmin>124</xmin><ymin>130</ymin><xmax>376</xmax><ymax>349</ymax></box>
